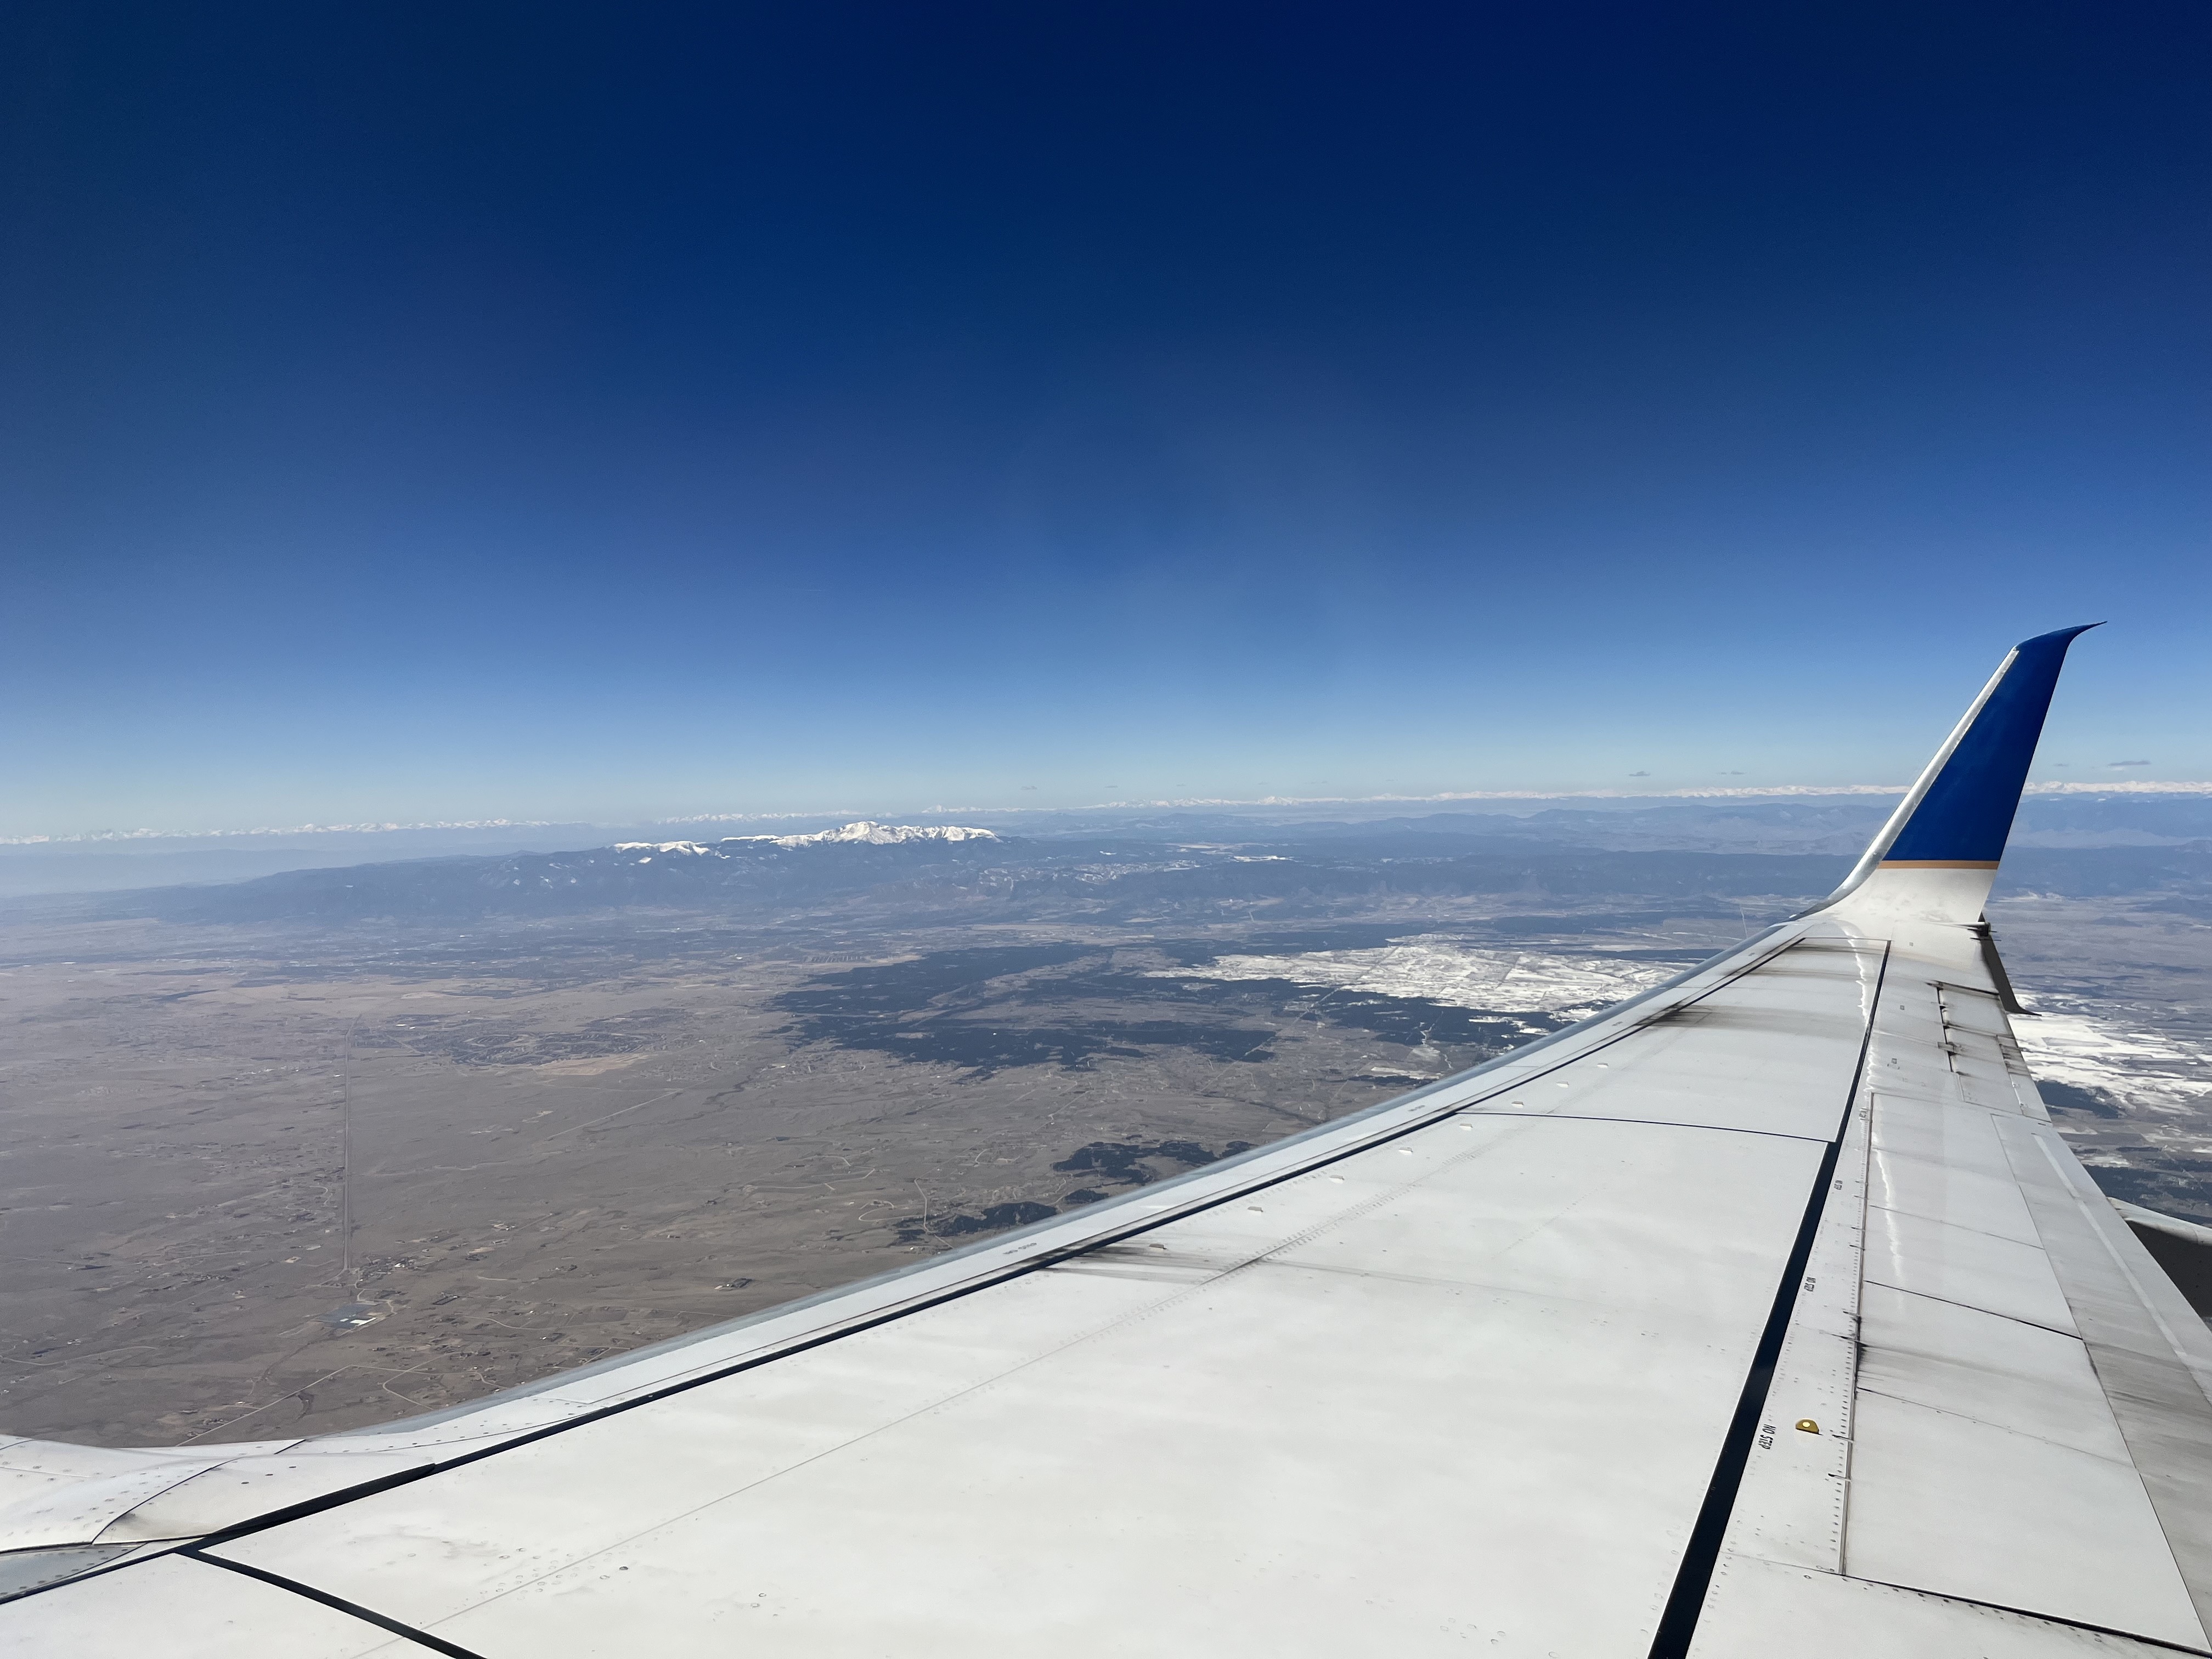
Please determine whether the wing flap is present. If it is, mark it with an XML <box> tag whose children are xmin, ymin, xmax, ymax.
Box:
<box><xmin>1701</xmin><ymin>944</ymin><xmax>2212</xmax><ymax>1652</ymax></box>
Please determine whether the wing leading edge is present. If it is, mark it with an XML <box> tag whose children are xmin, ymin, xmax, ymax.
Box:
<box><xmin>7</xmin><ymin>626</ymin><xmax>2212</xmax><ymax>1659</ymax></box>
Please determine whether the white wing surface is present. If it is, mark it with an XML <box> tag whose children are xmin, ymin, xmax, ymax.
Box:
<box><xmin>7</xmin><ymin>626</ymin><xmax>2210</xmax><ymax>1657</ymax></box>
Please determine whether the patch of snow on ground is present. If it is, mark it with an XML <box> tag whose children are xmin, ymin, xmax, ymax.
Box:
<box><xmin>1163</xmin><ymin>939</ymin><xmax>1676</xmax><ymax>1015</ymax></box>
<box><xmin>613</xmin><ymin>841</ymin><xmax>719</xmax><ymax>856</ymax></box>
<box><xmin>2013</xmin><ymin>1007</ymin><xmax>2212</xmax><ymax>1114</ymax></box>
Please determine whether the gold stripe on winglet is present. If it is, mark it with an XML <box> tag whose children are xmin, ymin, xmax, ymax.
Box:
<box><xmin>1878</xmin><ymin>859</ymin><xmax>2002</xmax><ymax>870</ymax></box>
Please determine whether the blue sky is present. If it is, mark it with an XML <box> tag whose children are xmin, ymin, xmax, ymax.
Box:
<box><xmin>3</xmin><ymin>2</ymin><xmax>2206</xmax><ymax>836</ymax></box>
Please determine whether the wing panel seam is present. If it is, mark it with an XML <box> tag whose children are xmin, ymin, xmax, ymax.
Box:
<box><xmin>1859</xmin><ymin>1279</ymin><xmax>2079</xmax><ymax>1340</ymax></box>
<box><xmin>1842</xmin><ymin>1573</ymin><xmax>2212</xmax><ymax>1657</ymax></box>
<box><xmin>178</xmin><ymin>1548</ymin><xmax>490</xmax><ymax>1659</ymax></box>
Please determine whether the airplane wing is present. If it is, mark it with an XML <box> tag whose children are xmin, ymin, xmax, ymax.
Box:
<box><xmin>7</xmin><ymin>624</ymin><xmax>2211</xmax><ymax>1657</ymax></box>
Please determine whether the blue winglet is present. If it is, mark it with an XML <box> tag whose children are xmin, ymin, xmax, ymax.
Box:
<box><xmin>1880</xmin><ymin>624</ymin><xmax>2099</xmax><ymax>867</ymax></box>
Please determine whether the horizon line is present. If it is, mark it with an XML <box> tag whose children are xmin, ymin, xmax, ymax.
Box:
<box><xmin>6</xmin><ymin>778</ymin><xmax>2210</xmax><ymax>847</ymax></box>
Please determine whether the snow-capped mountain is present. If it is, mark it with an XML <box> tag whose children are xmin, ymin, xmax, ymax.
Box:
<box><xmin>745</xmin><ymin>821</ymin><xmax>998</xmax><ymax>849</ymax></box>
<box><xmin>611</xmin><ymin>822</ymin><xmax>998</xmax><ymax>858</ymax></box>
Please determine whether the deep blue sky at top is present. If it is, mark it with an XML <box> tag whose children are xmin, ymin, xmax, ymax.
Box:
<box><xmin>3</xmin><ymin>2</ymin><xmax>2206</xmax><ymax>833</ymax></box>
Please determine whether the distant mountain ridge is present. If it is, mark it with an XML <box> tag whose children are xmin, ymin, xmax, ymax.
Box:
<box><xmin>615</xmin><ymin>822</ymin><xmax>999</xmax><ymax>855</ymax></box>
<box><xmin>7</xmin><ymin>809</ymin><xmax>2206</xmax><ymax>929</ymax></box>
<box><xmin>68</xmin><ymin>825</ymin><xmax>1018</xmax><ymax>924</ymax></box>
<box><xmin>7</xmin><ymin>795</ymin><xmax>2207</xmax><ymax>904</ymax></box>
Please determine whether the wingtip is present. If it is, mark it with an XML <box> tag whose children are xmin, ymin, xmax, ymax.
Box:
<box><xmin>1810</xmin><ymin>625</ymin><xmax>2101</xmax><ymax>924</ymax></box>
<box><xmin>2022</xmin><ymin>622</ymin><xmax>2103</xmax><ymax>650</ymax></box>
<box><xmin>1874</xmin><ymin>627</ymin><xmax>2090</xmax><ymax>871</ymax></box>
